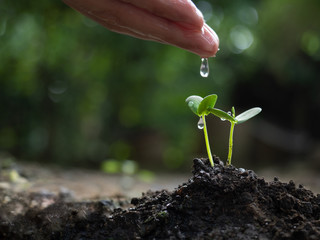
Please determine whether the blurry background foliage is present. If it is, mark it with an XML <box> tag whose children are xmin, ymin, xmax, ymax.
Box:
<box><xmin>0</xmin><ymin>0</ymin><xmax>320</xmax><ymax>172</ymax></box>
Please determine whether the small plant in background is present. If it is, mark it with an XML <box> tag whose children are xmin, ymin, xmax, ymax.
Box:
<box><xmin>101</xmin><ymin>159</ymin><xmax>155</xmax><ymax>184</ymax></box>
<box><xmin>186</xmin><ymin>94</ymin><xmax>262</xmax><ymax>167</ymax></box>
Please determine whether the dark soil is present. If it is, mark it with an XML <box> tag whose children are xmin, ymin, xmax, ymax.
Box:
<box><xmin>1</xmin><ymin>157</ymin><xmax>320</xmax><ymax>239</ymax></box>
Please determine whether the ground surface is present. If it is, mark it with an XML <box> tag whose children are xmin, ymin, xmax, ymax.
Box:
<box><xmin>1</xmin><ymin>157</ymin><xmax>320</xmax><ymax>239</ymax></box>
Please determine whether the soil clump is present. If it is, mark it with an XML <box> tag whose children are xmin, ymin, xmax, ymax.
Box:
<box><xmin>1</xmin><ymin>157</ymin><xmax>320</xmax><ymax>239</ymax></box>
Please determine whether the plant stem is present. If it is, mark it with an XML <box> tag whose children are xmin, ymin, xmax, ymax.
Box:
<box><xmin>202</xmin><ymin>115</ymin><xmax>214</xmax><ymax>167</ymax></box>
<box><xmin>227</xmin><ymin>122</ymin><xmax>235</xmax><ymax>165</ymax></box>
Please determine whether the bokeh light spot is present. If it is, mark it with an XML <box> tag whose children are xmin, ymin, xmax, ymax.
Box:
<box><xmin>229</xmin><ymin>25</ymin><xmax>254</xmax><ymax>53</ymax></box>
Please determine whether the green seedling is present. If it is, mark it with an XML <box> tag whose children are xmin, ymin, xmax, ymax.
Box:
<box><xmin>186</xmin><ymin>94</ymin><xmax>262</xmax><ymax>167</ymax></box>
<box><xmin>186</xmin><ymin>94</ymin><xmax>217</xmax><ymax>167</ymax></box>
<box><xmin>208</xmin><ymin>106</ymin><xmax>262</xmax><ymax>165</ymax></box>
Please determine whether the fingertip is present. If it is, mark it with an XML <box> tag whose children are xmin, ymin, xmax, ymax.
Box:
<box><xmin>199</xmin><ymin>24</ymin><xmax>219</xmax><ymax>58</ymax></box>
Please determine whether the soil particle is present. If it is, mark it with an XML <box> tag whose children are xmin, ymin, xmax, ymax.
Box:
<box><xmin>1</xmin><ymin>157</ymin><xmax>320</xmax><ymax>239</ymax></box>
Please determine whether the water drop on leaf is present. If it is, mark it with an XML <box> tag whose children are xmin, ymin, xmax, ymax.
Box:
<box><xmin>197</xmin><ymin>117</ymin><xmax>204</xmax><ymax>129</ymax></box>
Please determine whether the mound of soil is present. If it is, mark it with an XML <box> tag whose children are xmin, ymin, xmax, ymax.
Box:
<box><xmin>1</xmin><ymin>157</ymin><xmax>320</xmax><ymax>239</ymax></box>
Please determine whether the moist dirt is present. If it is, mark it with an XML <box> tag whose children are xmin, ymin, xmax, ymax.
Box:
<box><xmin>1</xmin><ymin>157</ymin><xmax>320</xmax><ymax>239</ymax></box>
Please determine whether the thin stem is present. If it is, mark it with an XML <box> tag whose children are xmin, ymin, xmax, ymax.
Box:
<box><xmin>227</xmin><ymin>122</ymin><xmax>235</xmax><ymax>165</ymax></box>
<box><xmin>202</xmin><ymin>115</ymin><xmax>214</xmax><ymax>167</ymax></box>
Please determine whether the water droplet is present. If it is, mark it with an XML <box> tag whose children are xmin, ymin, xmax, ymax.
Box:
<box><xmin>227</xmin><ymin>111</ymin><xmax>232</xmax><ymax>116</ymax></box>
<box><xmin>188</xmin><ymin>101</ymin><xmax>194</xmax><ymax>108</ymax></box>
<box><xmin>197</xmin><ymin>117</ymin><xmax>204</xmax><ymax>129</ymax></box>
<box><xmin>200</xmin><ymin>58</ymin><xmax>209</xmax><ymax>78</ymax></box>
<box><xmin>220</xmin><ymin>118</ymin><xmax>226</xmax><ymax>121</ymax></box>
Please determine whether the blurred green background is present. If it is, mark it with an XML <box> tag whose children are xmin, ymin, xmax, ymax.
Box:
<box><xmin>1</xmin><ymin>0</ymin><xmax>320</xmax><ymax>172</ymax></box>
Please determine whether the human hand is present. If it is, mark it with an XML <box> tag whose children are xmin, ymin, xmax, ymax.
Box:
<box><xmin>63</xmin><ymin>0</ymin><xmax>219</xmax><ymax>57</ymax></box>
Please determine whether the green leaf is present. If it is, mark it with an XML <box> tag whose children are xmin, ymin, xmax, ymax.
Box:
<box><xmin>231</xmin><ymin>106</ymin><xmax>235</xmax><ymax>117</ymax></box>
<box><xmin>235</xmin><ymin>107</ymin><xmax>262</xmax><ymax>124</ymax></box>
<box><xmin>208</xmin><ymin>108</ymin><xmax>236</xmax><ymax>122</ymax></box>
<box><xmin>197</xmin><ymin>94</ymin><xmax>218</xmax><ymax>116</ymax></box>
<box><xmin>186</xmin><ymin>95</ymin><xmax>203</xmax><ymax>116</ymax></box>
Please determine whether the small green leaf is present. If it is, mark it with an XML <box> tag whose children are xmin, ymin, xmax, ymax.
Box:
<box><xmin>208</xmin><ymin>108</ymin><xmax>236</xmax><ymax>122</ymax></box>
<box><xmin>186</xmin><ymin>95</ymin><xmax>203</xmax><ymax>116</ymax></box>
<box><xmin>235</xmin><ymin>107</ymin><xmax>262</xmax><ymax>124</ymax></box>
<box><xmin>231</xmin><ymin>106</ymin><xmax>235</xmax><ymax>117</ymax></box>
<box><xmin>197</xmin><ymin>94</ymin><xmax>218</xmax><ymax>116</ymax></box>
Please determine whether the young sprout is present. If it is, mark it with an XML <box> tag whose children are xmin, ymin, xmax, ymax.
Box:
<box><xmin>186</xmin><ymin>93</ymin><xmax>262</xmax><ymax>167</ymax></box>
<box><xmin>186</xmin><ymin>94</ymin><xmax>217</xmax><ymax>167</ymax></box>
<box><xmin>208</xmin><ymin>107</ymin><xmax>262</xmax><ymax>165</ymax></box>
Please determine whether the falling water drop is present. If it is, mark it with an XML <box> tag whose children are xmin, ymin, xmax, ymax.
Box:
<box><xmin>197</xmin><ymin>117</ymin><xmax>204</xmax><ymax>129</ymax></box>
<box><xmin>200</xmin><ymin>58</ymin><xmax>209</xmax><ymax>78</ymax></box>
